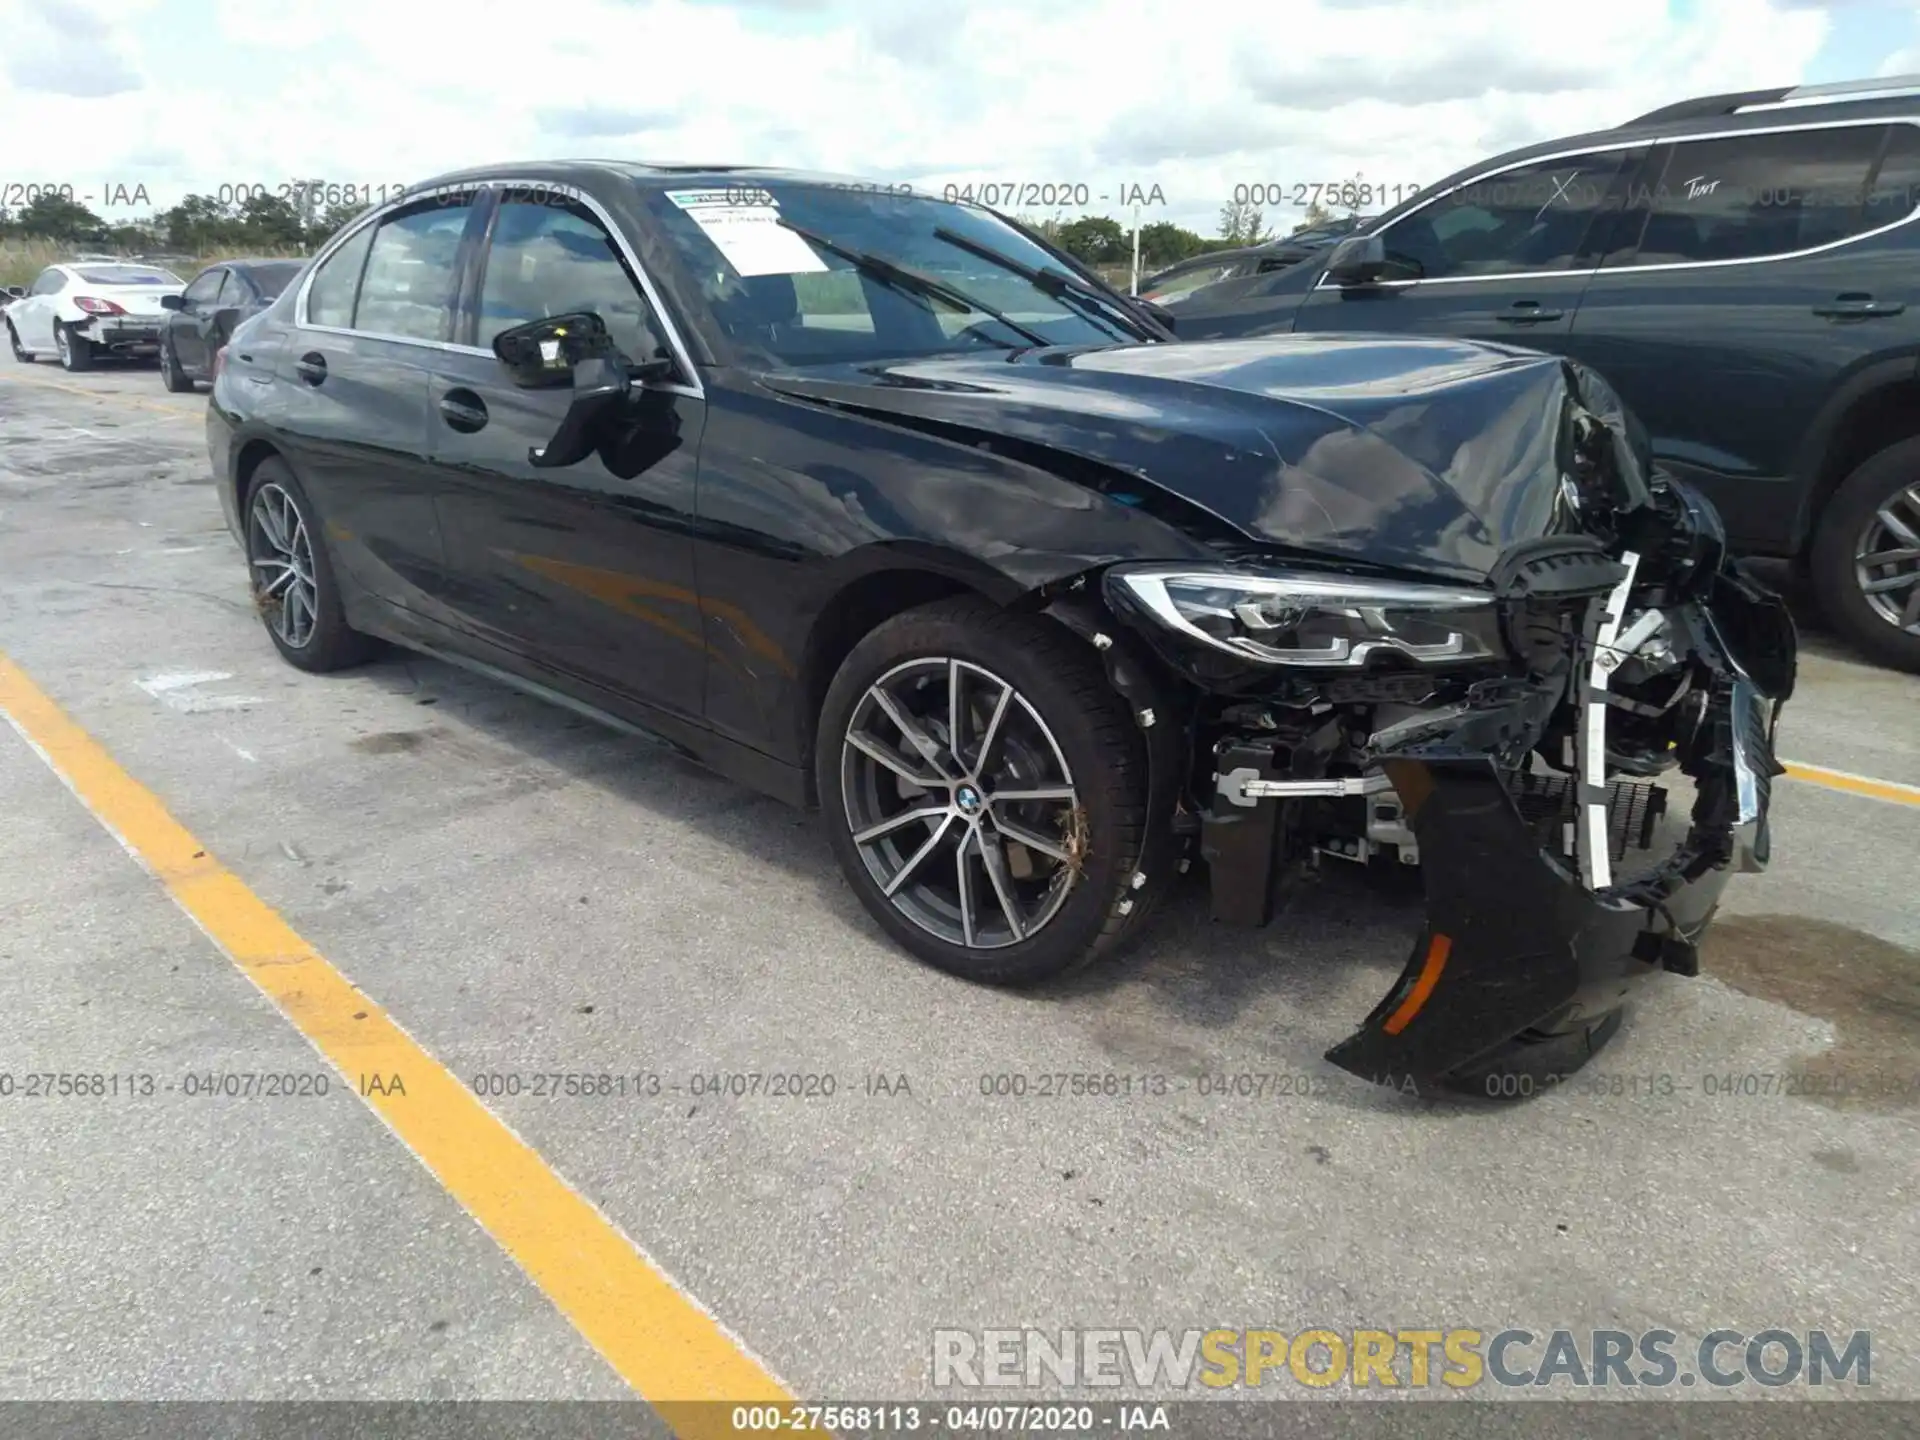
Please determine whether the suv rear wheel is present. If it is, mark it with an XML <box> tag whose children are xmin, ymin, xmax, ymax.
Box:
<box><xmin>815</xmin><ymin>597</ymin><xmax>1165</xmax><ymax>986</ymax></box>
<box><xmin>1811</xmin><ymin>436</ymin><xmax>1920</xmax><ymax>674</ymax></box>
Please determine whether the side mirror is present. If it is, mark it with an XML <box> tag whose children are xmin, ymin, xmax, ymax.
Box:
<box><xmin>492</xmin><ymin>310</ymin><xmax>675</xmax><ymax>389</ymax></box>
<box><xmin>159</xmin><ymin>293</ymin><xmax>185</xmax><ymax>311</ymax></box>
<box><xmin>1323</xmin><ymin>233</ymin><xmax>1389</xmax><ymax>287</ymax></box>
<box><xmin>2</xmin><ymin>286</ymin><xmax>24</xmax><ymax>301</ymax></box>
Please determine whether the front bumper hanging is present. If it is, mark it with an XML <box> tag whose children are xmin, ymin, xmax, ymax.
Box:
<box><xmin>1201</xmin><ymin>551</ymin><xmax>1793</xmax><ymax>1093</ymax></box>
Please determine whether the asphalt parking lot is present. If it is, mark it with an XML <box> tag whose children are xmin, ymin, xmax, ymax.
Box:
<box><xmin>2</xmin><ymin>361</ymin><xmax>1917</xmax><ymax>1431</ymax></box>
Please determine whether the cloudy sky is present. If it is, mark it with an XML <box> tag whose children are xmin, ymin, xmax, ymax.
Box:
<box><xmin>1</xmin><ymin>0</ymin><xmax>1915</xmax><ymax>235</ymax></box>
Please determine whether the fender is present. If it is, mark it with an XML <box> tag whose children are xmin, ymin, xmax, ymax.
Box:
<box><xmin>1786</xmin><ymin>351</ymin><xmax>1920</xmax><ymax>548</ymax></box>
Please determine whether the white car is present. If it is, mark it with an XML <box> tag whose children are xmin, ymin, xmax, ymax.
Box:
<box><xmin>3</xmin><ymin>261</ymin><xmax>185</xmax><ymax>372</ymax></box>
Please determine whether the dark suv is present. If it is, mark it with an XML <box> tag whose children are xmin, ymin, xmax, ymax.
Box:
<box><xmin>1170</xmin><ymin>74</ymin><xmax>1920</xmax><ymax>672</ymax></box>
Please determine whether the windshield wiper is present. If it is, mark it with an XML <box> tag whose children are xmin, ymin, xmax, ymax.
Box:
<box><xmin>774</xmin><ymin>219</ymin><xmax>1052</xmax><ymax>349</ymax></box>
<box><xmin>930</xmin><ymin>227</ymin><xmax>1163</xmax><ymax>341</ymax></box>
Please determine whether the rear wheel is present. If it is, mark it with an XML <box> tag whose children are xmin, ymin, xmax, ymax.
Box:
<box><xmin>6</xmin><ymin>321</ymin><xmax>30</xmax><ymax>362</ymax></box>
<box><xmin>1811</xmin><ymin>436</ymin><xmax>1920</xmax><ymax>673</ymax></box>
<box><xmin>159</xmin><ymin>335</ymin><xmax>194</xmax><ymax>392</ymax></box>
<box><xmin>816</xmin><ymin>597</ymin><xmax>1163</xmax><ymax>986</ymax></box>
<box><xmin>54</xmin><ymin>323</ymin><xmax>93</xmax><ymax>372</ymax></box>
<box><xmin>244</xmin><ymin>460</ymin><xmax>378</xmax><ymax>673</ymax></box>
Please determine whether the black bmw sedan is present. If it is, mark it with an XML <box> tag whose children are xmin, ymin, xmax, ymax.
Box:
<box><xmin>159</xmin><ymin>257</ymin><xmax>307</xmax><ymax>392</ymax></box>
<box><xmin>205</xmin><ymin>164</ymin><xmax>1796</xmax><ymax>1097</ymax></box>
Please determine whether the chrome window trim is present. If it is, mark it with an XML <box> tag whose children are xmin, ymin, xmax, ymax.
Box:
<box><xmin>293</xmin><ymin>177</ymin><xmax>705</xmax><ymax>400</ymax></box>
<box><xmin>1315</xmin><ymin>115</ymin><xmax>1920</xmax><ymax>290</ymax></box>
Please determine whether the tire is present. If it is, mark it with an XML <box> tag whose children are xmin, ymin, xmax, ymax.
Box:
<box><xmin>159</xmin><ymin>335</ymin><xmax>194</xmax><ymax>392</ymax></box>
<box><xmin>54</xmin><ymin>322</ymin><xmax>93</xmax><ymax>372</ymax></box>
<box><xmin>815</xmin><ymin>596</ymin><xmax>1163</xmax><ymax>986</ymax></box>
<box><xmin>242</xmin><ymin>459</ymin><xmax>379</xmax><ymax>673</ymax></box>
<box><xmin>6</xmin><ymin>321</ymin><xmax>31</xmax><ymax>362</ymax></box>
<box><xmin>1810</xmin><ymin>435</ymin><xmax>1920</xmax><ymax>673</ymax></box>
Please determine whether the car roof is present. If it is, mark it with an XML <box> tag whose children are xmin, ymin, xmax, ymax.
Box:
<box><xmin>413</xmin><ymin>160</ymin><xmax>926</xmax><ymax>194</ymax></box>
<box><xmin>1363</xmin><ymin>82</ymin><xmax>1920</xmax><ymax>232</ymax></box>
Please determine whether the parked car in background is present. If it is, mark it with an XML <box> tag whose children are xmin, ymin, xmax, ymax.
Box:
<box><xmin>203</xmin><ymin>163</ymin><xmax>1793</xmax><ymax>1096</ymax></box>
<box><xmin>159</xmin><ymin>257</ymin><xmax>308</xmax><ymax>392</ymax></box>
<box><xmin>3</xmin><ymin>261</ymin><xmax>184</xmax><ymax>371</ymax></box>
<box><xmin>1139</xmin><ymin>216</ymin><xmax>1374</xmax><ymax>303</ymax></box>
<box><xmin>1168</xmin><ymin>73</ymin><xmax>1920</xmax><ymax>672</ymax></box>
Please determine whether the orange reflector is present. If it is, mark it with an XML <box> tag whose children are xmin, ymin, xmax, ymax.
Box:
<box><xmin>1382</xmin><ymin>932</ymin><xmax>1453</xmax><ymax>1035</ymax></box>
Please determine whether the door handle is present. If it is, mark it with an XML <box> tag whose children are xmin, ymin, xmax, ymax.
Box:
<box><xmin>438</xmin><ymin>390</ymin><xmax>489</xmax><ymax>433</ymax></box>
<box><xmin>294</xmin><ymin>352</ymin><xmax>327</xmax><ymax>386</ymax></box>
<box><xmin>1494</xmin><ymin>302</ymin><xmax>1564</xmax><ymax>324</ymax></box>
<box><xmin>1813</xmin><ymin>295</ymin><xmax>1904</xmax><ymax>319</ymax></box>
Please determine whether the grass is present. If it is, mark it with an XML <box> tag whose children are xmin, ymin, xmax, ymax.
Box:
<box><xmin>1</xmin><ymin>238</ymin><xmax>308</xmax><ymax>287</ymax></box>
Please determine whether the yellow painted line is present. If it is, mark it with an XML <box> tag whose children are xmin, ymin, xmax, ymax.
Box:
<box><xmin>0</xmin><ymin>650</ymin><xmax>797</xmax><ymax>1436</ymax></box>
<box><xmin>0</xmin><ymin>371</ymin><xmax>202</xmax><ymax>419</ymax></box>
<box><xmin>1782</xmin><ymin>759</ymin><xmax>1920</xmax><ymax>809</ymax></box>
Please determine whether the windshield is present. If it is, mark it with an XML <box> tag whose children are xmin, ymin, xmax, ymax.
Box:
<box><xmin>74</xmin><ymin>266</ymin><xmax>182</xmax><ymax>285</ymax></box>
<box><xmin>641</xmin><ymin>182</ymin><xmax>1144</xmax><ymax>366</ymax></box>
<box><xmin>248</xmin><ymin>262</ymin><xmax>305</xmax><ymax>299</ymax></box>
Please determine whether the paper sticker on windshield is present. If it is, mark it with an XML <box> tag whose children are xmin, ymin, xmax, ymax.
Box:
<box><xmin>666</xmin><ymin>188</ymin><xmax>828</xmax><ymax>277</ymax></box>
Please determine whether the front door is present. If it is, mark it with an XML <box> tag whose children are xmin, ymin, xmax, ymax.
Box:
<box><xmin>172</xmin><ymin>267</ymin><xmax>226</xmax><ymax>375</ymax></box>
<box><xmin>1293</xmin><ymin>150</ymin><xmax>1643</xmax><ymax>348</ymax></box>
<box><xmin>428</xmin><ymin>191</ymin><xmax>707</xmax><ymax>721</ymax></box>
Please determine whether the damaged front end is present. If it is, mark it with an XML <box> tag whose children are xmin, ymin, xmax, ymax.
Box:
<box><xmin>1092</xmin><ymin>364</ymin><xmax>1798</xmax><ymax>1095</ymax></box>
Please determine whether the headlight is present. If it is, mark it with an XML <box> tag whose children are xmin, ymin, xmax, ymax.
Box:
<box><xmin>1106</xmin><ymin>565</ymin><xmax>1502</xmax><ymax>668</ymax></box>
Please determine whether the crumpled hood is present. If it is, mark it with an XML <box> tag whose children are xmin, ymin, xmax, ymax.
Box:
<box><xmin>762</xmin><ymin>334</ymin><xmax>1602</xmax><ymax>583</ymax></box>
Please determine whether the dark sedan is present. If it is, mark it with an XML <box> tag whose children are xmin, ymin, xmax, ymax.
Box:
<box><xmin>159</xmin><ymin>257</ymin><xmax>306</xmax><ymax>392</ymax></box>
<box><xmin>204</xmin><ymin>165</ymin><xmax>1795</xmax><ymax>1097</ymax></box>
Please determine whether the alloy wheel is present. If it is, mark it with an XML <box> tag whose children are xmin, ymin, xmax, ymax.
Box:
<box><xmin>160</xmin><ymin>342</ymin><xmax>176</xmax><ymax>386</ymax></box>
<box><xmin>1854</xmin><ymin>481</ymin><xmax>1920</xmax><ymax>636</ymax></box>
<box><xmin>247</xmin><ymin>482</ymin><xmax>319</xmax><ymax>649</ymax></box>
<box><xmin>54</xmin><ymin>327</ymin><xmax>68</xmax><ymax>362</ymax></box>
<box><xmin>839</xmin><ymin>657</ymin><xmax>1084</xmax><ymax>950</ymax></box>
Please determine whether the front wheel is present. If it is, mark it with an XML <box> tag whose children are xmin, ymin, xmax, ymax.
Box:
<box><xmin>1811</xmin><ymin>436</ymin><xmax>1920</xmax><ymax>673</ymax></box>
<box><xmin>54</xmin><ymin>323</ymin><xmax>93</xmax><ymax>372</ymax></box>
<box><xmin>6</xmin><ymin>321</ymin><xmax>31</xmax><ymax>362</ymax></box>
<box><xmin>159</xmin><ymin>335</ymin><xmax>194</xmax><ymax>392</ymax></box>
<box><xmin>816</xmin><ymin>597</ymin><xmax>1163</xmax><ymax>987</ymax></box>
<box><xmin>244</xmin><ymin>460</ymin><xmax>378</xmax><ymax>673</ymax></box>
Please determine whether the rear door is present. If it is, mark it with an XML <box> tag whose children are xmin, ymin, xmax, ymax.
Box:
<box><xmin>426</xmin><ymin>187</ymin><xmax>707</xmax><ymax>719</ymax></box>
<box><xmin>1292</xmin><ymin>149</ymin><xmax>1642</xmax><ymax>346</ymax></box>
<box><xmin>173</xmin><ymin>267</ymin><xmax>225</xmax><ymax>374</ymax></box>
<box><xmin>271</xmin><ymin>190</ymin><xmax>485</xmax><ymax>613</ymax></box>
<box><xmin>1566</xmin><ymin>120</ymin><xmax>1920</xmax><ymax>552</ymax></box>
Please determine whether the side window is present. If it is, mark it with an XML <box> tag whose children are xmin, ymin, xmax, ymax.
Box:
<box><xmin>30</xmin><ymin>268</ymin><xmax>62</xmax><ymax>296</ymax></box>
<box><xmin>182</xmin><ymin>270</ymin><xmax>224</xmax><ymax>305</ymax></box>
<box><xmin>1864</xmin><ymin>123</ymin><xmax>1920</xmax><ymax>234</ymax></box>
<box><xmin>353</xmin><ymin>199</ymin><xmax>476</xmax><ymax>341</ymax></box>
<box><xmin>477</xmin><ymin>200</ymin><xmax>669</xmax><ymax>362</ymax></box>
<box><xmin>214</xmin><ymin>270</ymin><xmax>246</xmax><ymax>306</ymax></box>
<box><xmin>306</xmin><ymin>224</ymin><xmax>376</xmax><ymax>328</ymax></box>
<box><xmin>1379</xmin><ymin>153</ymin><xmax>1624</xmax><ymax>279</ymax></box>
<box><xmin>1624</xmin><ymin>124</ymin><xmax>1887</xmax><ymax>266</ymax></box>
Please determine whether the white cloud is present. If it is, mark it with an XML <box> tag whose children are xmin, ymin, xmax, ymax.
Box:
<box><xmin>0</xmin><ymin>0</ymin><xmax>1858</xmax><ymax>234</ymax></box>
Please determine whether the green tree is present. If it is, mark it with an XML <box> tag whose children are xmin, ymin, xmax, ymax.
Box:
<box><xmin>1137</xmin><ymin>220</ymin><xmax>1210</xmax><ymax>269</ymax></box>
<box><xmin>158</xmin><ymin>194</ymin><xmax>242</xmax><ymax>254</ymax></box>
<box><xmin>237</xmin><ymin>193</ymin><xmax>305</xmax><ymax>249</ymax></box>
<box><xmin>304</xmin><ymin>200</ymin><xmax>371</xmax><ymax>249</ymax></box>
<box><xmin>1054</xmin><ymin>215</ymin><xmax>1129</xmax><ymax>265</ymax></box>
<box><xmin>11</xmin><ymin>192</ymin><xmax>108</xmax><ymax>243</ymax></box>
